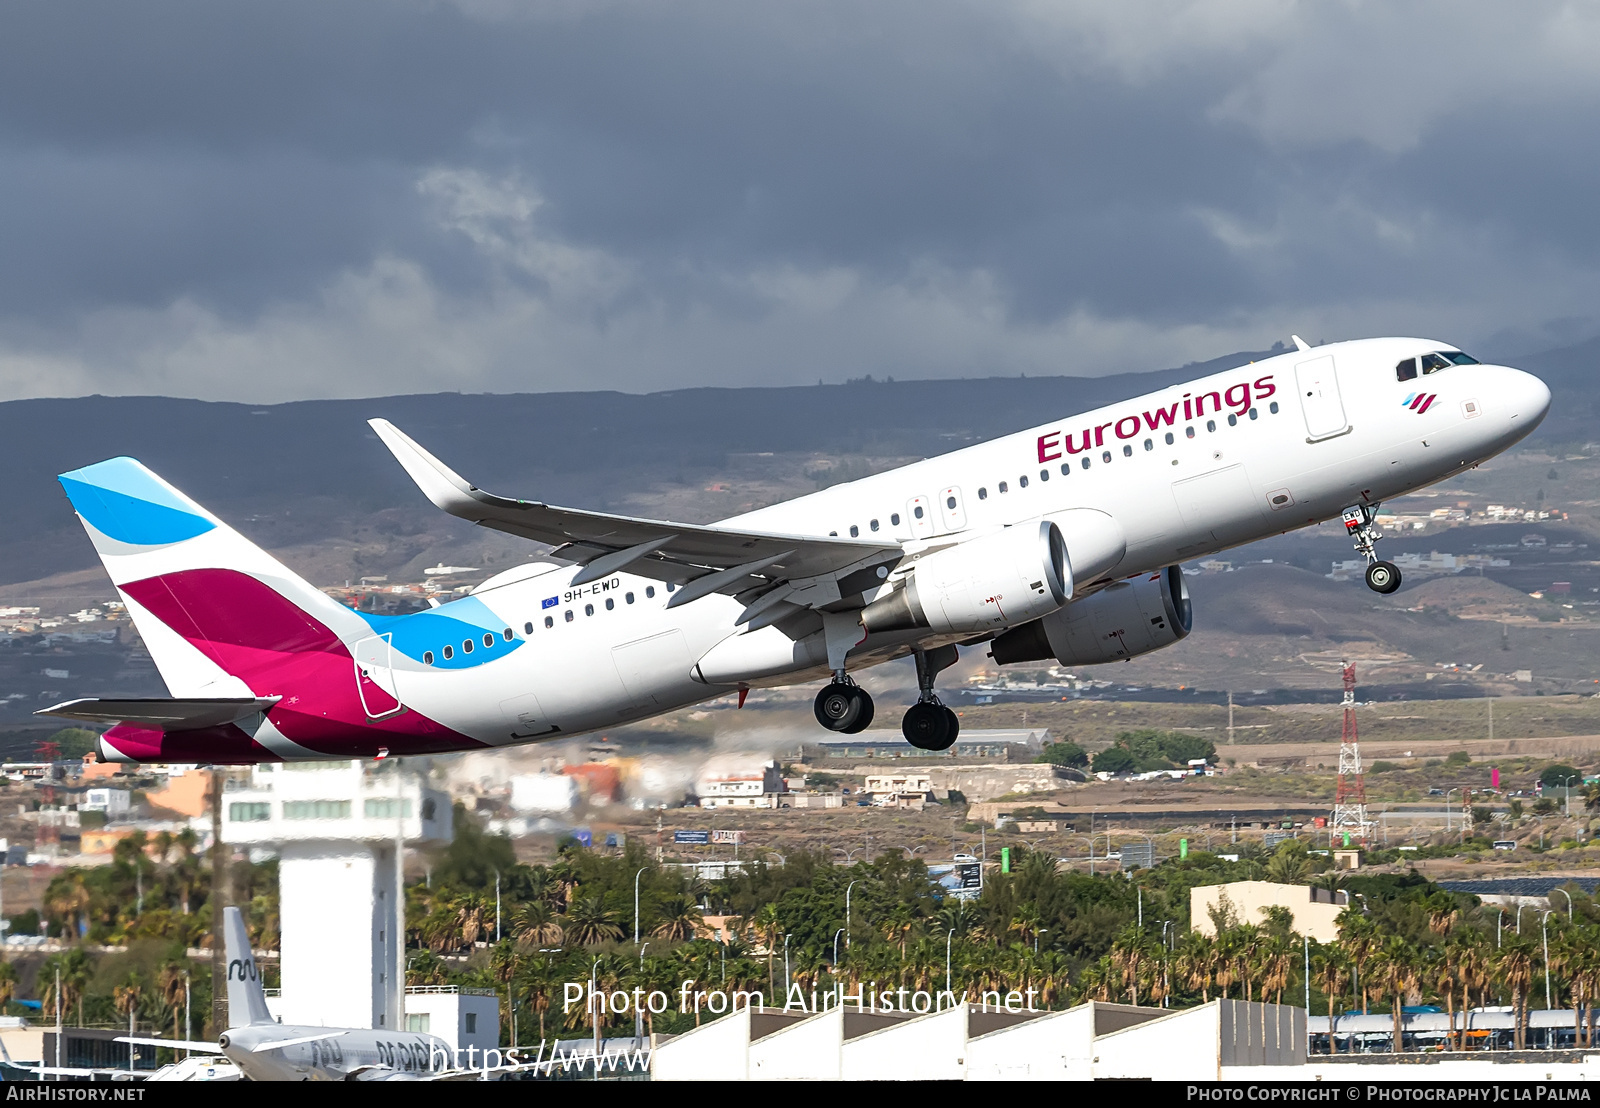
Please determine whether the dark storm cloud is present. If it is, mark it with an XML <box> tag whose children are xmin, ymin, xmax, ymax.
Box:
<box><xmin>0</xmin><ymin>1</ymin><xmax>1595</xmax><ymax>400</ymax></box>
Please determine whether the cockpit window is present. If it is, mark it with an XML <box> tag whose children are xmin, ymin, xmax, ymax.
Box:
<box><xmin>1420</xmin><ymin>352</ymin><xmax>1452</xmax><ymax>374</ymax></box>
<box><xmin>1396</xmin><ymin>357</ymin><xmax>1418</xmax><ymax>382</ymax></box>
<box><xmin>1440</xmin><ymin>350</ymin><xmax>1479</xmax><ymax>365</ymax></box>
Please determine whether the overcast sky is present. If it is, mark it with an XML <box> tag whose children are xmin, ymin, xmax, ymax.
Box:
<box><xmin>1</xmin><ymin>0</ymin><xmax>1597</xmax><ymax>402</ymax></box>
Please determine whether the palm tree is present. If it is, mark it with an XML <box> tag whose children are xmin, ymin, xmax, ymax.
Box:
<box><xmin>113</xmin><ymin>973</ymin><xmax>143</xmax><ymax>1038</ymax></box>
<box><xmin>751</xmin><ymin>903</ymin><xmax>781</xmax><ymax>998</ymax></box>
<box><xmin>650</xmin><ymin>893</ymin><xmax>701</xmax><ymax>942</ymax></box>
<box><xmin>158</xmin><ymin>963</ymin><xmax>188</xmax><ymax>1045</ymax></box>
<box><xmin>509</xmin><ymin>900</ymin><xmax>564</xmax><ymax>950</ymax></box>
<box><xmin>0</xmin><ymin>961</ymin><xmax>17</xmax><ymax>1015</ymax></box>
<box><xmin>1373</xmin><ymin>936</ymin><xmax>1419</xmax><ymax>1053</ymax></box>
<box><xmin>1315</xmin><ymin>944</ymin><xmax>1348</xmax><ymax>1054</ymax></box>
<box><xmin>564</xmin><ymin>895</ymin><xmax>623</xmax><ymax>947</ymax></box>
<box><xmin>1338</xmin><ymin>912</ymin><xmax>1378</xmax><ymax>1013</ymax></box>
<box><xmin>1496</xmin><ymin>941</ymin><xmax>1535</xmax><ymax>1050</ymax></box>
<box><xmin>1431</xmin><ymin>940</ymin><xmax>1464</xmax><ymax>1052</ymax></box>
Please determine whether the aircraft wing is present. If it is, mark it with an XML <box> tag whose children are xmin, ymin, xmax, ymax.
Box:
<box><xmin>37</xmin><ymin>697</ymin><xmax>279</xmax><ymax>731</ymax></box>
<box><xmin>369</xmin><ymin>419</ymin><xmax>903</xmax><ymax>613</ymax></box>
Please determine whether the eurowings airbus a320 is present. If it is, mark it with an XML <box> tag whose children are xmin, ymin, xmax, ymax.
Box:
<box><xmin>41</xmin><ymin>337</ymin><xmax>1549</xmax><ymax>763</ymax></box>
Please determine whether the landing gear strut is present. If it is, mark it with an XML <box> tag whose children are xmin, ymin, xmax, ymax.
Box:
<box><xmin>1343</xmin><ymin>504</ymin><xmax>1401</xmax><ymax>595</ymax></box>
<box><xmin>815</xmin><ymin>672</ymin><xmax>874</xmax><ymax>734</ymax></box>
<box><xmin>902</xmin><ymin>646</ymin><xmax>961</xmax><ymax>751</ymax></box>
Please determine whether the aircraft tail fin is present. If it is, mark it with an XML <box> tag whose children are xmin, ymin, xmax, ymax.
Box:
<box><xmin>222</xmin><ymin>906</ymin><xmax>276</xmax><ymax>1027</ymax></box>
<box><xmin>56</xmin><ymin>457</ymin><xmax>366</xmax><ymax>701</ymax></box>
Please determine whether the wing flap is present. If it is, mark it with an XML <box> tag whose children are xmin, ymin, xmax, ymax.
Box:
<box><xmin>36</xmin><ymin>697</ymin><xmax>279</xmax><ymax>732</ymax></box>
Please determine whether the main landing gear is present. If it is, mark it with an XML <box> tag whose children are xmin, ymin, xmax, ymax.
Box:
<box><xmin>815</xmin><ymin>674</ymin><xmax>874</xmax><ymax>734</ymax></box>
<box><xmin>902</xmin><ymin>645</ymin><xmax>960</xmax><ymax>752</ymax></box>
<box><xmin>1343</xmin><ymin>503</ymin><xmax>1402</xmax><ymax>595</ymax></box>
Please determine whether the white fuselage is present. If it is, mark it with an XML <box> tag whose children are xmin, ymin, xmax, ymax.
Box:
<box><xmin>378</xmin><ymin>337</ymin><xmax>1548</xmax><ymax>744</ymax></box>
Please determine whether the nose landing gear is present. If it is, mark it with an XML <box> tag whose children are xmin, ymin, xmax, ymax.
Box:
<box><xmin>1343</xmin><ymin>504</ymin><xmax>1402</xmax><ymax>594</ymax></box>
<box><xmin>902</xmin><ymin>645</ymin><xmax>961</xmax><ymax>751</ymax></box>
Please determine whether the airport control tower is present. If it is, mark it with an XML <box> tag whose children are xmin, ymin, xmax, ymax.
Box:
<box><xmin>222</xmin><ymin>759</ymin><xmax>452</xmax><ymax>1030</ymax></box>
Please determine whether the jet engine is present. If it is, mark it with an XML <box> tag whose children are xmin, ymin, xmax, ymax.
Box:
<box><xmin>989</xmin><ymin>565</ymin><xmax>1191</xmax><ymax>666</ymax></box>
<box><xmin>859</xmin><ymin>521</ymin><xmax>1069</xmax><ymax>636</ymax></box>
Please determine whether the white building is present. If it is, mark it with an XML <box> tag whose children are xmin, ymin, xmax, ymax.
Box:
<box><xmin>696</xmin><ymin>759</ymin><xmax>785</xmax><ymax>809</ymax></box>
<box><xmin>863</xmin><ymin>773</ymin><xmax>935</xmax><ymax>810</ymax></box>
<box><xmin>222</xmin><ymin>760</ymin><xmax>452</xmax><ymax>1031</ymax></box>
<box><xmin>80</xmin><ymin>788</ymin><xmax>130</xmax><ymax>816</ymax></box>
<box><xmin>508</xmin><ymin>772</ymin><xmax>579</xmax><ymax>814</ymax></box>
<box><xmin>401</xmin><ymin>986</ymin><xmax>500</xmax><ymax>1054</ymax></box>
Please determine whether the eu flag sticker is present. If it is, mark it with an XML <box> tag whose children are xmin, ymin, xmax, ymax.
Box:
<box><xmin>542</xmin><ymin>596</ymin><xmax>559</xmax><ymax>609</ymax></box>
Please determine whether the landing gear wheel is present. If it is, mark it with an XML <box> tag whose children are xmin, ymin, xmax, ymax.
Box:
<box><xmin>815</xmin><ymin>682</ymin><xmax>874</xmax><ymax>733</ymax></box>
<box><xmin>1365</xmin><ymin>560</ymin><xmax>1402</xmax><ymax>594</ymax></box>
<box><xmin>903</xmin><ymin>702</ymin><xmax>957</xmax><ymax>750</ymax></box>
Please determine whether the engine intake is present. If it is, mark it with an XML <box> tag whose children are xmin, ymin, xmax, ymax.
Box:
<box><xmin>990</xmin><ymin>565</ymin><xmax>1191</xmax><ymax>666</ymax></box>
<box><xmin>860</xmin><ymin>521</ymin><xmax>1069</xmax><ymax>636</ymax></box>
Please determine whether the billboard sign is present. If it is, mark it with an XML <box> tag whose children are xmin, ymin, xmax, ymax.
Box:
<box><xmin>673</xmin><ymin>830</ymin><xmax>710</xmax><ymax>844</ymax></box>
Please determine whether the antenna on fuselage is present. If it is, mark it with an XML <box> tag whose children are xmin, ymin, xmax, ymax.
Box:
<box><xmin>1291</xmin><ymin>335</ymin><xmax>1312</xmax><ymax>352</ymax></box>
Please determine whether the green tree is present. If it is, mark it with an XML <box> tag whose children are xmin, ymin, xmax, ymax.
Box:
<box><xmin>1035</xmin><ymin>742</ymin><xmax>1089</xmax><ymax>768</ymax></box>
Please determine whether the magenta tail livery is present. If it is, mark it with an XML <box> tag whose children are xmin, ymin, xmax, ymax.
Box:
<box><xmin>42</xmin><ymin>338</ymin><xmax>1549</xmax><ymax>762</ymax></box>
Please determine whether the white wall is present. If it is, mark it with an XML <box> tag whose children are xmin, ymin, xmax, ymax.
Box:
<box><xmin>653</xmin><ymin>1006</ymin><xmax>750</xmax><ymax>1081</ymax></box>
<box><xmin>748</xmin><ymin>1007</ymin><xmax>842</xmax><ymax>1080</ymax></box>
<box><xmin>1093</xmin><ymin>1005</ymin><xmax>1220</xmax><ymax>1081</ymax></box>
<box><xmin>404</xmin><ymin>991</ymin><xmax>500</xmax><ymax>1054</ymax></box>
<box><xmin>276</xmin><ymin>842</ymin><xmax>396</xmax><ymax>1029</ymax></box>
<box><xmin>966</xmin><ymin>1005</ymin><xmax>1096</xmax><ymax>1081</ymax></box>
<box><xmin>841</xmin><ymin>1005</ymin><xmax>966</xmax><ymax>1081</ymax></box>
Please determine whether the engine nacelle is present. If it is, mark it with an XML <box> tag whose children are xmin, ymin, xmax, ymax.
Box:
<box><xmin>989</xmin><ymin>565</ymin><xmax>1191</xmax><ymax>666</ymax></box>
<box><xmin>860</xmin><ymin>521</ymin><xmax>1069</xmax><ymax>636</ymax></box>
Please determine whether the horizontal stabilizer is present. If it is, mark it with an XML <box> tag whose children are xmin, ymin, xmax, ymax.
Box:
<box><xmin>36</xmin><ymin>697</ymin><xmax>279</xmax><ymax>732</ymax></box>
<box><xmin>114</xmin><ymin>1035</ymin><xmax>225</xmax><ymax>1053</ymax></box>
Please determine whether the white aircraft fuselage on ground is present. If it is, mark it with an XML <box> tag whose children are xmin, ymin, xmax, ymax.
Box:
<box><xmin>43</xmin><ymin>337</ymin><xmax>1549</xmax><ymax>762</ymax></box>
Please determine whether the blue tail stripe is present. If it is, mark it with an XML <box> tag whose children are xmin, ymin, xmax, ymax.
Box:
<box><xmin>59</xmin><ymin>476</ymin><xmax>216</xmax><ymax>547</ymax></box>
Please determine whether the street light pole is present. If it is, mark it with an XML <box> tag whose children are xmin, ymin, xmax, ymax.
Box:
<box><xmin>833</xmin><ymin>928</ymin><xmax>844</xmax><ymax>968</ymax></box>
<box><xmin>1304</xmin><ymin>935</ymin><xmax>1311</xmax><ymax>1012</ymax></box>
<box><xmin>946</xmin><ymin>929</ymin><xmax>956</xmax><ymax>994</ymax></box>
<box><xmin>783</xmin><ymin>934</ymin><xmax>791</xmax><ymax>996</ymax></box>
<box><xmin>845</xmin><ymin>880</ymin><xmax>858</xmax><ymax>950</ymax></box>
<box><xmin>1542</xmin><ymin>911</ymin><xmax>1554</xmax><ymax>1009</ymax></box>
<box><xmin>1555</xmin><ymin>887</ymin><xmax>1573</xmax><ymax>922</ymax></box>
<box><xmin>634</xmin><ymin>867</ymin><xmax>647</xmax><ymax>946</ymax></box>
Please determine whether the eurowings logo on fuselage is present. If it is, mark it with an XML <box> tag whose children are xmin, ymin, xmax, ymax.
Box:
<box><xmin>1402</xmin><ymin>392</ymin><xmax>1438</xmax><ymax>414</ymax></box>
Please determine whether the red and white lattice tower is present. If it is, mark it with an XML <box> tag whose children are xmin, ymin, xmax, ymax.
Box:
<box><xmin>1330</xmin><ymin>660</ymin><xmax>1372</xmax><ymax>843</ymax></box>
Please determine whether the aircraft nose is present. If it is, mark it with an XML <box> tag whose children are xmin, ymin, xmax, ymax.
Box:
<box><xmin>1498</xmin><ymin>366</ymin><xmax>1552</xmax><ymax>427</ymax></box>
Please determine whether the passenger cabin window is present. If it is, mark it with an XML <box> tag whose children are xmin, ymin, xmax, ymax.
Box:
<box><xmin>565</xmin><ymin>610</ymin><xmax>574</xmax><ymax>622</ymax></box>
<box><xmin>1164</xmin><ymin>432</ymin><xmax>1174</xmax><ymax>445</ymax></box>
<box><xmin>997</xmin><ymin>482</ymin><xmax>1008</xmax><ymax>494</ymax></box>
<box><xmin>646</xmin><ymin>586</ymin><xmax>656</xmax><ymax>598</ymax></box>
<box><xmin>1038</xmin><ymin>469</ymin><xmax>1049</xmax><ymax>482</ymax></box>
<box><xmin>544</xmin><ymin>616</ymin><xmax>554</xmax><ymax>628</ymax></box>
<box><xmin>1018</xmin><ymin>476</ymin><xmax>1028</xmax><ymax>488</ymax></box>
<box><xmin>1396</xmin><ymin>357</ymin><xmax>1418</xmax><ymax>381</ymax></box>
<box><xmin>666</xmin><ymin>583</ymin><xmax>676</xmax><ymax>592</ymax></box>
<box><xmin>503</xmin><ymin>628</ymin><xmax>513</xmax><ymax>641</ymax></box>
<box><xmin>914</xmin><ymin>505</ymin><xmax>925</xmax><ymax>518</ymax></box>
<box><xmin>605</xmin><ymin>598</ymin><xmax>614</xmax><ymax>610</ymax></box>
<box><xmin>625</xmin><ymin>592</ymin><xmax>634</xmax><ymax>604</ymax></box>
<box><xmin>1206</xmin><ymin>420</ymin><xmax>1216</xmax><ymax>432</ymax></box>
<box><xmin>891</xmin><ymin>513</ymin><xmax>901</xmax><ymax>525</ymax></box>
<box><xmin>870</xmin><ymin>519</ymin><xmax>880</xmax><ymax>531</ymax></box>
<box><xmin>1143</xmin><ymin>439</ymin><xmax>1153</xmax><ymax>451</ymax></box>
<box><xmin>442</xmin><ymin>645</ymin><xmax>453</xmax><ymax>660</ymax></box>
<box><xmin>1269</xmin><ymin>401</ymin><xmax>1279</xmax><ymax>414</ymax></box>
<box><xmin>849</xmin><ymin>525</ymin><xmax>859</xmax><ymax>537</ymax></box>
<box><xmin>1060</xmin><ymin>463</ymin><xmax>1070</xmax><ymax>475</ymax></box>
<box><xmin>484</xmin><ymin>633</ymin><xmax>494</xmax><ymax>647</ymax></box>
<box><xmin>423</xmin><ymin>651</ymin><xmax>434</xmax><ymax>666</ymax></box>
<box><xmin>1186</xmin><ymin>426</ymin><xmax>1196</xmax><ymax>438</ymax></box>
<box><xmin>1101</xmin><ymin>450</ymin><xmax>1112</xmax><ymax>463</ymax></box>
<box><xmin>524</xmin><ymin>622</ymin><xmax>534</xmax><ymax>634</ymax></box>
<box><xmin>1081</xmin><ymin>457</ymin><xmax>1090</xmax><ymax>469</ymax></box>
<box><xmin>462</xmin><ymin>639</ymin><xmax>473</xmax><ymax>654</ymax></box>
<box><xmin>584</xmin><ymin>603</ymin><xmax>594</xmax><ymax>616</ymax></box>
<box><xmin>1248</xmin><ymin>407</ymin><xmax>1258</xmax><ymax>420</ymax></box>
<box><xmin>1122</xmin><ymin>444</ymin><xmax>1132</xmax><ymax>457</ymax></box>
<box><xmin>1227</xmin><ymin>414</ymin><xmax>1237</xmax><ymax>426</ymax></box>
<box><xmin>977</xmin><ymin>488</ymin><xmax>987</xmax><ymax>499</ymax></box>
<box><xmin>947</xmin><ymin>494</ymin><xmax>958</xmax><ymax>506</ymax></box>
